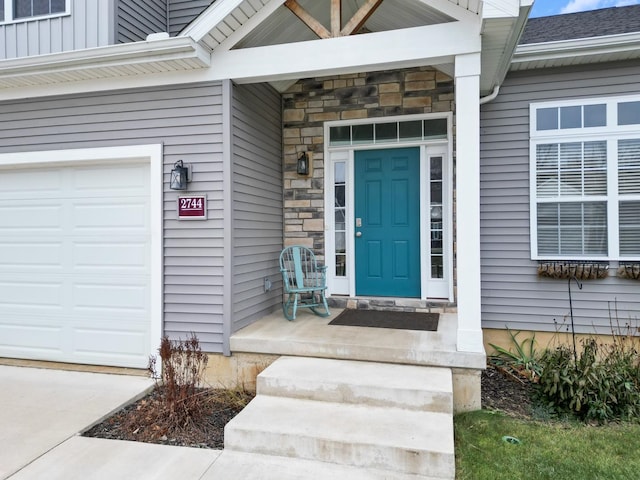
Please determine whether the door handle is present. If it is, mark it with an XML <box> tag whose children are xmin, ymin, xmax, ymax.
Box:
<box><xmin>356</xmin><ymin>231</ymin><xmax>362</xmax><ymax>237</ymax></box>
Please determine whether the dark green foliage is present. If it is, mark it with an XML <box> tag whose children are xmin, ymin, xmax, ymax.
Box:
<box><xmin>539</xmin><ymin>337</ymin><xmax>640</xmax><ymax>422</ymax></box>
<box><xmin>489</xmin><ymin>328</ymin><xmax>542</xmax><ymax>382</ymax></box>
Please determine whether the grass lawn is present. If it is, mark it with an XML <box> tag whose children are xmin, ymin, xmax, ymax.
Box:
<box><xmin>455</xmin><ymin>410</ymin><xmax>640</xmax><ymax>480</ymax></box>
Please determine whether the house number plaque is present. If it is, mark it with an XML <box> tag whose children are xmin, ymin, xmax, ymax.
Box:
<box><xmin>177</xmin><ymin>195</ymin><xmax>207</xmax><ymax>220</ymax></box>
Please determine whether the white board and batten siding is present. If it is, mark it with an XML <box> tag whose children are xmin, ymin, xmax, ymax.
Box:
<box><xmin>0</xmin><ymin>0</ymin><xmax>115</xmax><ymax>60</ymax></box>
<box><xmin>0</xmin><ymin>0</ymin><xmax>216</xmax><ymax>59</ymax></box>
<box><xmin>231</xmin><ymin>83</ymin><xmax>283</xmax><ymax>333</ymax></box>
<box><xmin>480</xmin><ymin>60</ymin><xmax>640</xmax><ymax>335</ymax></box>
<box><xmin>117</xmin><ymin>0</ymin><xmax>169</xmax><ymax>43</ymax></box>
<box><xmin>0</xmin><ymin>82</ymin><xmax>227</xmax><ymax>356</ymax></box>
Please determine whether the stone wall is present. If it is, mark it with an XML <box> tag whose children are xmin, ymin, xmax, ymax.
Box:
<box><xmin>282</xmin><ymin>66</ymin><xmax>455</xmax><ymax>261</ymax></box>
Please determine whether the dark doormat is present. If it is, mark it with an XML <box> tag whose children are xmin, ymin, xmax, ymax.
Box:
<box><xmin>328</xmin><ymin>309</ymin><xmax>438</xmax><ymax>332</ymax></box>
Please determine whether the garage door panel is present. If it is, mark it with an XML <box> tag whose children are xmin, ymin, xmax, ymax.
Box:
<box><xmin>0</xmin><ymin>204</ymin><xmax>63</xmax><ymax>232</ymax></box>
<box><xmin>0</xmin><ymin>242</ymin><xmax>64</xmax><ymax>268</ymax></box>
<box><xmin>73</xmin><ymin>201</ymin><xmax>149</xmax><ymax>232</ymax></box>
<box><xmin>72</xmin><ymin>323</ymin><xmax>149</xmax><ymax>368</ymax></box>
<box><xmin>72</xmin><ymin>282</ymin><xmax>148</xmax><ymax>314</ymax></box>
<box><xmin>0</xmin><ymin>320</ymin><xmax>64</xmax><ymax>355</ymax></box>
<box><xmin>0</xmin><ymin>169</ymin><xmax>64</xmax><ymax>198</ymax></box>
<box><xmin>73</xmin><ymin>242</ymin><xmax>148</xmax><ymax>270</ymax></box>
<box><xmin>0</xmin><ymin>281</ymin><xmax>64</xmax><ymax>310</ymax></box>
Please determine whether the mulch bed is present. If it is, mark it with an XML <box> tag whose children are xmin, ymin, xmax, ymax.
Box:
<box><xmin>83</xmin><ymin>386</ymin><xmax>255</xmax><ymax>449</ymax></box>
<box><xmin>481</xmin><ymin>364</ymin><xmax>538</xmax><ymax>419</ymax></box>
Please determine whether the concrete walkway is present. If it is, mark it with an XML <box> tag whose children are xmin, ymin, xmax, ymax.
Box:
<box><xmin>1</xmin><ymin>359</ymin><xmax>456</xmax><ymax>479</ymax></box>
<box><xmin>0</xmin><ymin>365</ymin><xmax>220</xmax><ymax>480</ymax></box>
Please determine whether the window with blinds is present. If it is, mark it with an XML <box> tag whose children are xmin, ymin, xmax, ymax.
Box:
<box><xmin>618</xmin><ymin>140</ymin><xmax>640</xmax><ymax>256</ymax></box>
<box><xmin>531</xmin><ymin>95</ymin><xmax>640</xmax><ymax>260</ymax></box>
<box><xmin>535</xmin><ymin>141</ymin><xmax>608</xmax><ymax>256</ymax></box>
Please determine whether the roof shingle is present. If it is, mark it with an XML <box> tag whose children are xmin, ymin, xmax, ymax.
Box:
<box><xmin>520</xmin><ymin>4</ymin><xmax>640</xmax><ymax>45</ymax></box>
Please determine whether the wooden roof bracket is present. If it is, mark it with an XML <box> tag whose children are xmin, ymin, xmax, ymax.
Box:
<box><xmin>285</xmin><ymin>0</ymin><xmax>384</xmax><ymax>38</ymax></box>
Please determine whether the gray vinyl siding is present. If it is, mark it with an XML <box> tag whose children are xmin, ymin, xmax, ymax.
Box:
<box><xmin>231</xmin><ymin>83</ymin><xmax>283</xmax><ymax>332</ymax></box>
<box><xmin>168</xmin><ymin>0</ymin><xmax>212</xmax><ymax>36</ymax></box>
<box><xmin>117</xmin><ymin>0</ymin><xmax>168</xmax><ymax>43</ymax></box>
<box><xmin>480</xmin><ymin>60</ymin><xmax>640</xmax><ymax>335</ymax></box>
<box><xmin>0</xmin><ymin>0</ymin><xmax>115</xmax><ymax>59</ymax></box>
<box><xmin>0</xmin><ymin>82</ymin><xmax>226</xmax><ymax>353</ymax></box>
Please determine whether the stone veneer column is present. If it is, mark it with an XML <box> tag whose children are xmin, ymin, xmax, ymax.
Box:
<box><xmin>282</xmin><ymin>67</ymin><xmax>454</xmax><ymax>264</ymax></box>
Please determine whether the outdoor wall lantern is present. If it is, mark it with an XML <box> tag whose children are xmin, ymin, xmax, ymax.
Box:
<box><xmin>297</xmin><ymin>152</ymin><xmax>310</xmax><ymax>176</ymax></box>
<box><xmin>170</xmin><ymin>160</ymin><xmax>190</xmax><ymax>190</ymax></box>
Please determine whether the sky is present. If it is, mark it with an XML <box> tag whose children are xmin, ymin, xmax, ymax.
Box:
<box><xmin>529</xmin><ymin>0</ymin><xmax>640</xmax><ymax>17</ymax></box>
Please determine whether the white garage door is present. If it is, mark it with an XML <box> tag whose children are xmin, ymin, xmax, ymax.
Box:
<box><xmin>0</xmin><ymin>162</ymin><xmax>152</xmax><ymax>368</ymax></box>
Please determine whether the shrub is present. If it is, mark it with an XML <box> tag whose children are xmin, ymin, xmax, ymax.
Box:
<box><xmin>489</xmin><ymin>328</ymin><xmax>543</xmax><ymax>382</ymax></box>
<box><xmin>539</xmin><ymin>336</ymin><xmax>640</xmax><ymax>423</ymax></box>
<box><xmin>148</xmin><ymin>334</ymin><xmax>209</xmax><ymax>429</ymax></box>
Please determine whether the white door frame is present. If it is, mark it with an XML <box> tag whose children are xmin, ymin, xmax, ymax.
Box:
<box><xmin>323</xmin><ymin>113</ymin><xmax>454</xmax><ymax>301</ymax></box>
<box><xmin>0</xmin><ymin>144</ymin><xmax>163</xmax><ymax>366</ymax></box>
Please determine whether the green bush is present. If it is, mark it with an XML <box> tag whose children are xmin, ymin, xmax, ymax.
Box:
<box><xmin>489</xmin><ymin>328</ymin><xmax>542</xmax><ymax>382</ymax></box>
<box><xmin>539</xmin><ymin>337</ymin><xmax>640</xmax><ymax>422</ymax></box>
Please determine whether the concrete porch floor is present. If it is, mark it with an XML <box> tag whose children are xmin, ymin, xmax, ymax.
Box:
<box><xmin>230</xmin><ymin>308</ymin><xmax>485</xmax><ymax>371</ymax></box>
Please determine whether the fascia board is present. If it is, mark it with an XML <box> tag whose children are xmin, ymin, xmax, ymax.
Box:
<box><xmin>209</xmin><ymin>22</ymin><xmax>481</xmax><ymax>84</ymax></box>
<box><xmin>482</xmin><ymin>0</ymin><xmax>519</xmax><ymax>18</ymax></box>
<box><xmin>0</xmin><ymin>37</ymin><xmax>210</xmax><ymax>78</ymax></box>
<box><xmin>485</xmin><ymin>3</ymin><xmax>532</xmax><ymax>88</ymax></box>
<box><xmin>512</xmin><ymin>31</ymin><xmax>640</xmax><ymax>65</ymax></box>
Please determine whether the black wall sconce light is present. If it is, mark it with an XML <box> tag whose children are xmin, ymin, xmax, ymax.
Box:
<box><xmin>170</xmin><ymin>160</ymin><xmax>191</xmax><ymax>190</ymax></box>
<box><xmin>297</xmin><ymin>152</ymin><xmax>310</xmax><ymax>176</ymax></box>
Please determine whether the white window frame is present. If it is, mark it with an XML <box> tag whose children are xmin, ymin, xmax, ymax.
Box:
<box><xmin>530</xmin><ymin>94</ymin><xmax>640</xmax><ymax>261</ymax></box>
<box><xmin>324</xmin><ymin>112</ymin><xmax>454</xmax><ymax>301</ymax></box>
<box><xmin>1</xmin><ymin>0</ymin><xmax>69</xmax><ymax>24</ymax></box>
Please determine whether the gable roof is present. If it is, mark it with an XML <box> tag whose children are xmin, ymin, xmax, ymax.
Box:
<box><xmin>520</xmin><ymin>4</ymin><xmax>640</xmax><ymax>44</ymax></box>
<box><xmin>511</xmin><ymin>4</ymin><xmax>640</xmax><ymax>71</ymax></box>
<box><xmin>180</xmin><ymin>0</ymin><xmax>479</xmax><ymax>53</ymax></box>
<box><xmin>181</xmin><ymin>0</ymin><xmax>530</xmax><ymax>94</ymax></box>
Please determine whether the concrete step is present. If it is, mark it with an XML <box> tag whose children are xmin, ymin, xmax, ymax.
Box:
<box><xmin>203</xmin><ymin>451</ymin><xmax>449</xmax><ymax>480</ymax></box>
<box><xmin>258</xmin><ymin>356</ymin><xmax>453</xmax><ymax>414</ymax></box>
<box><xmin>224</xmin><ymin>395</ymin><xmax>454</xmax><ymax>478</ymax></box>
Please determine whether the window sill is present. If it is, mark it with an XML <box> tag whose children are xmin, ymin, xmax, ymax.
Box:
<box><xmin>0</xmin><ymin>12</ymin><xmax>69</xmax><ymax>26</ymax></box>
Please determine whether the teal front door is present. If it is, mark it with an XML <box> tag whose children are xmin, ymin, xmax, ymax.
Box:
<box><xmin>355</xmin><ymin>147</ymin><xmax>421</xmax><ymax>297</ymax></box>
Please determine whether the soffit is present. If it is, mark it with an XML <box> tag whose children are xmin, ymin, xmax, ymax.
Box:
<box><xmin>234</xmin><ymin>0</ymin><xmax>456</xmax><ymax>49</ymax></box>
<box><xmin>0</xmin><ymin>37</ymin><xmax>210</xmax><ymax>90</ymax></box>
<box><xmin>184</xmin><ymin>0</ymin><xmax>482</xmax><ymax>52</ymax></box>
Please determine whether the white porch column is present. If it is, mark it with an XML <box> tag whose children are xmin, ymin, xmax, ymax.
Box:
<box><xmin>454</xmin><ymin>53</ymin><xmax>484</xmax><ymax>354</ymax></box>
